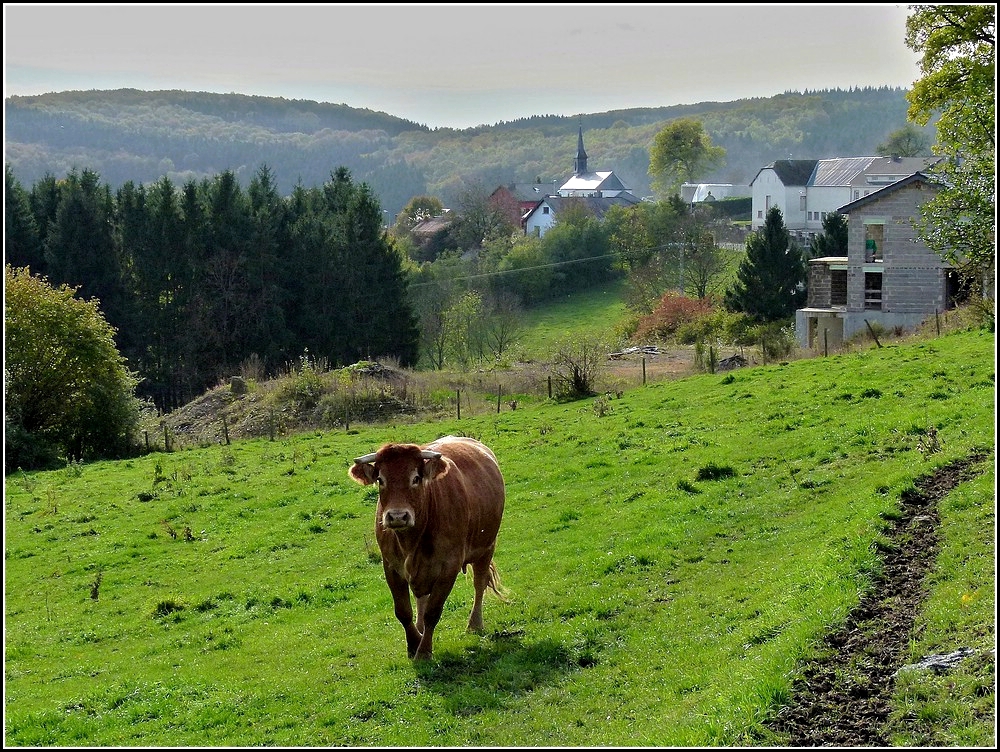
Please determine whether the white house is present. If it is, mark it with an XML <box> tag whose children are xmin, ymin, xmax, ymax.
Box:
<box><xmin>523</xmin><ymin>193</ymin><xmax>642</xmax><ymax>238</ymax></box>
<box><xmin>750</xmin><ymin>156</ymin><xmax>942</xmax><ymax>245</ymax></box>
<box><xmin>749</xmin><ymin>159</ymin><xmax>818</xmax><ymax>237</ymax></box>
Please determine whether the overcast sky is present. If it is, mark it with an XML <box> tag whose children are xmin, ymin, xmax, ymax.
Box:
<box><xmin>4</xmin><ymin>3</ymin><xmax>922</xmax><ymax>129</ymax></box>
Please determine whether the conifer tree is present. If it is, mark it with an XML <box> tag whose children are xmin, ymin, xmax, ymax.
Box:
<box><xmin>724</xmin><ymin>205</ymin><xmax>806</xmax><ymax>322</ymax></box>
<box><xmin>4</xmin><ymin>165</ymin><xmax>41</xmax><ymax>271</ymax></box>
<box><xmin>809</xmin><ymin>212</ymin><xmax>848</xmax><ymax>258</ymax></box>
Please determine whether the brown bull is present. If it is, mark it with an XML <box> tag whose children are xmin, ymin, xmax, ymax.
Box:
<box><xmin>348</xmin><ymin>435</ymin><xmax>505</xmax><ymax>660</ymax></box>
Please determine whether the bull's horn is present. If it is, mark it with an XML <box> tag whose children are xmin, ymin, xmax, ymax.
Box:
<box><xmin>353</xmin><ymin>452</ymin><xmax>379</xmax><ymax>464</ymax></box>
<box><xmin>420</xmin><ymin>450</ymin><xmax>443</xmax><ymax>460</ymax></box>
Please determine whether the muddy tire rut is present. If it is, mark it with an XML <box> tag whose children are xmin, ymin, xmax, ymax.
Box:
<box><xmin>766</xmin><ymin>453</ymin><xmax>989</xmax><ymax>746</ymax></box>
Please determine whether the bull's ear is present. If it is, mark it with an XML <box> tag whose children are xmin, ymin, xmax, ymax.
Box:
<box><xmin>348</xmin><ymin>461</ymin><xmax>377</xmax><ymax>485</ymax></box>
<box><xmin>422</xmin><ymin>454</ymin><xmax>449</xmax><ymax>481</ymax></box>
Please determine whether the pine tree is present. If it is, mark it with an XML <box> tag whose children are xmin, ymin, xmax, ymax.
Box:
<box><xmin>809</xmin><ymin>212</ymin><xmax>848</xmax><ymax>259</ymax></box>
<box><xmin>724</xmin><ymin>205</ymin><xmax>806</xmax><ymax>322</ymax></box>
<box><xmin>4</xmin><ymin>165</ymin><xmax>41</xmax><ymax>271</ymax></box>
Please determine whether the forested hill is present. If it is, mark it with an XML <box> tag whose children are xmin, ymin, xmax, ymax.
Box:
<box><xmin>5</xmin><ymin>86</ymin><xmax>924</xmax><ymax>218</ymax></box>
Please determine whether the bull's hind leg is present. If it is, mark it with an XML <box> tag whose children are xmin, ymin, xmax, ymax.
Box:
<box><xmin>467</xmin><ymin>557</ymin><xmax>500</xmax><ymax>633</ymax></box>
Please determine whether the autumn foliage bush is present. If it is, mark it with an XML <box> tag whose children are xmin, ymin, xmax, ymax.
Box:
<box><xmin>632</xmin><ymin>292</ymin><xmax>717</xmax><ymax>342</ymax></box>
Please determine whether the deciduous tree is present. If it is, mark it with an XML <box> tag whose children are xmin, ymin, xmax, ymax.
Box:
<box><xmin>5</xmin><ymin>265</ymin><xmax>141</xmax><ymax>471</ymax></box>
<box><xmin>875</xmin><ymin>123</ymin><xmax>933</xmax><ymax>157</ymax></box>
<box><xmin>905</xmin><ymin>4</ymin><xmax>995</xmax><ymax>290</ymax></box>
<box><xmin>648</xmin><ymin>119</ymin><xmax>726</xmax><ymax>198</ymax></box>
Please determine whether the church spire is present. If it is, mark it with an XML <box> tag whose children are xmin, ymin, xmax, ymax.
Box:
<box><xmin>573</xmin><ymin>124</ymin><xmax>588</xmax><ymax>175</ymax></box>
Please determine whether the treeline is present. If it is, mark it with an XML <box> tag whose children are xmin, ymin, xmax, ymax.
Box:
<box><xmin>4</xmin><ymin>164</ymin><xmax>418</xmax><ymax>410</ymax></box>
<box><xmin>5</xmin><ymin>158</ymin><xmax>749</xmax><ymax>411</ymax></box>
<box><xmin>5</xmin><ymin>87</ymin><xmax>925</xmax><ymax>217</ymax></box>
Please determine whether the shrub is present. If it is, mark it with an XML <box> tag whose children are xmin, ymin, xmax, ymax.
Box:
<box><xmin>632</xmin><ymin>292</ymin><xmax>715</xmax><ymax>342</ymax></box>
<box><xmin>4</xmin><ymin>265</ymin><xmax>141</xmax><ymax>472</ymax></box>
<box><xmin>549</xmin><ymin>336</ymin><xmax>608</xmax><ymax>400</ymax></box>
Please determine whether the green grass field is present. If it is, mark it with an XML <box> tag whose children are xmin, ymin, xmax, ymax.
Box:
<box><xmin>515</xmin><ymin>279</ymin><xmax>630</xmax><ymax>359</ymax></box>
<box><xmin>4</xmin><ymin>327</ymin><xmax>995</xmax><ymax>746</ymax></box>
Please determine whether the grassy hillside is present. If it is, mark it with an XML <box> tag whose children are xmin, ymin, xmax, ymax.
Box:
<box><xmin>4</xmin><ymin>327</ymin><xmax>994</xmax><ymax>746</ymax></box>
<box><xmin>516</xmin><ymin>279</ymin><xmax>630</xmax><ymax>359</ymax></box>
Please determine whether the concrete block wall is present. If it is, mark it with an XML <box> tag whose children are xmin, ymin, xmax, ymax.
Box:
<box><xmin>845</xmin><ymin>181</ymin><xmax>947</xmax><ymax>314</ymax></box>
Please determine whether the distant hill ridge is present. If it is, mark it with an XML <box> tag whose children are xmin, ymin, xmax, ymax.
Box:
<box><xmin>4</xmin><ymin>86</ymin><xmax>923</xmax><ymax>219</ymax></box>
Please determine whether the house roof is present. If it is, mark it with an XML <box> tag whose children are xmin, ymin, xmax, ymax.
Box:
<box><xmin>494</xmin><ymin>182</ymin><xmax>560</xmax><ymax>203</ymax></box>
<box><xmin>853</xmin><ymin>156</ymin><xmax>944</xmax><ymax>187</ymax></box>
<box><xmin>750</xmin><ymin>159</ymin><xmax>818</xmax><ymax>187</ymax></box>
<box><xmin>809</xmin><ymin>157</ymin><xmax>876</xmax><ymax>187</ymax></box>
<box><xmin>410</xmin><ymin>215</ymin><xmax>453</xmax><ymax>236</ymax></box>
<box><xmin>559</xmin><ymin>171</ymin><xmax>629</xmax><ymax>193</ymax></box>
<box><xmin>752</xmin><ymin>156</ymin><xmax>945</xmax><ymax>190</ymax></box>
<box><xmin>836</xmin><ymin>171</ymin><xmax>941</xmax><ymax>214</ymax></box>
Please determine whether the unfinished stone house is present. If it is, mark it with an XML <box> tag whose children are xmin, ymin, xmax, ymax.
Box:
<box><xmin>796</xmin><ymin>171</ymin><xmax>962</xmax><ymax>349</ymax></box>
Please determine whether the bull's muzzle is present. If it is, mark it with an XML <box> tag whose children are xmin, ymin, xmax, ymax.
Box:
<box><xmin>383</xmin><ymin>509</ymin><xmax>413</xmax><ymax>530</ymax></box>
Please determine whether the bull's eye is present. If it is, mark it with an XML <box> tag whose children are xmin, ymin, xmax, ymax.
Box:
<box><xmin>411</xmin><ymin>473</ymin><xmax>421</xmax><ymax>487</ymax></box>
<box><xmin>376</xmin><ymin>476</ymin><xmax>385</xmax><ymax>487</ymax></box>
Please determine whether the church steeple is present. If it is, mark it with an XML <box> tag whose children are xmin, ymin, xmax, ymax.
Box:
<box><xmin>573</xmin><ymin>124</ymin><xmax>588</xmax><ymax>175</ymax></box>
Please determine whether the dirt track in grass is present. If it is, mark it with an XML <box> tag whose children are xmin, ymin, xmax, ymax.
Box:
<box><xmin>766</xmin><ymin>453</ymin><xmax>990</xmax><ymax>746</ymax></box>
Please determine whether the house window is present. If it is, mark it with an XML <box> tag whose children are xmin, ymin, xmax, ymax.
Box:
<box><xmin>757</xmin><ymin>210</ymin><xmax>763</xmax><ymax>219</ymax></box>
<box><xmin>542</xmin><ymin>206</ymin><xmax>549</xmax><ymax>214</ymax></box>
<box><xmin>831</xmin><ymin>270</ymin><xmax>848</xmax><ymax>305</ymax></box>
<box><xmin>854</xmin><ymin>190</ymin><xmax>860</xmax><ymax>200</ymax></box>
<box><xmin>800</xmin><ymin>195</ymin><xmax>807</xmax><ymax>211</ymax></box>
<box><xmin>765</xmin><ymin>195</ymin><xmax>771</xmax><ymax>211</ymax></box>
<box><xmin>864</xmin><ymin>273</ymin><xmax>883</xmax><ymax>310</ymax></box>
<box><xmin>863</xmin><ymin>218</ymin><xmax>886</xmax><ymax>261</ymax></box>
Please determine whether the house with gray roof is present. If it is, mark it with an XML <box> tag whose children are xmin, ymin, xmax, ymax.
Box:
<box><xmin>750</xmin><ymin>156</ymin><xmax>942</xmax><ymax>245</ymax></box>
<box><xmin>795</xmin><ymin>171</ymin><xmax>961</xmax><ymax>349</ymax></box>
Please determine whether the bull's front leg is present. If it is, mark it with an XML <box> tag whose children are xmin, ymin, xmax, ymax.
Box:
<box><xmin>413</xmin><ymin>572</ymin><xmax>459</xmax><ymax>661</ymax></box>
<box><xmin>415</xmin><ymin>594</ymin><xmax>429</xmax><ymax>634</ymax></box>
<box><xmin>383</xmin><ymin>566</ymin><xmax>421</xmax><ymax>659</ymax></box>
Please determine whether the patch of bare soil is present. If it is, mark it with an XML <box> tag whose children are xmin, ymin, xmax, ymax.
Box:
<box><xmin>766</xmin><ymin>453</ymin><xmax>990</xmax><ymax>746</ymax></box>
<box><xmin>604</xmin><ymin>345</ymin><xmax>699</xmax><ymax>385</ymax></box>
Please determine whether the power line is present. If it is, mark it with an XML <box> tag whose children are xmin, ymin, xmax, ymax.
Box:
<box><xmin>406</xmin><ymin>239</ymin><xmax>743</xmax><ymax>289</ymax></box>
<box><xmin>408</xmin><ymin>252</ymin><xmax>623</xmax><ymax>288</ymax></box>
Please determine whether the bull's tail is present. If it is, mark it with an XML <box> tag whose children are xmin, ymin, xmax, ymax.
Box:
<box><xmin>486</xmin><ymin>560</ymin><xmax>509</xmax><ymax>602</ymax></box>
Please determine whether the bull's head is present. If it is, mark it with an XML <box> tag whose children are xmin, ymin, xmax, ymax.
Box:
<box><xmin>348</xmin><ymin>444</ymin><xmax>447</xmax><ymax>531</ymax></box>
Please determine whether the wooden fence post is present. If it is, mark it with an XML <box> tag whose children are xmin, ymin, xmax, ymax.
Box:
<box><xmin>864</xmin><ymin>319</ymin><xmax>882</xmax><ymax>348</ymax></box>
